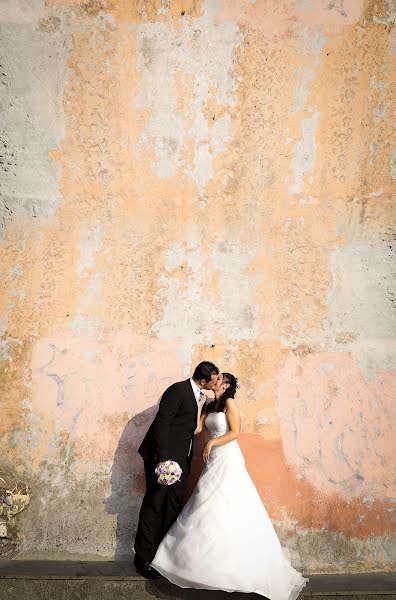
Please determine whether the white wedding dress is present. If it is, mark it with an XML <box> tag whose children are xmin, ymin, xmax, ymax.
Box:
<box><xmin>151</xmin><ymin>412</ymin><xmax>308</xmax><ymax>599</ymax></box>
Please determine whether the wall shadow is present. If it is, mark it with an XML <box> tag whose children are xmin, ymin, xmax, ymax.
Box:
<box><xmin>105</xmin><ymin>404</ymin><xmax>209</xmax><ymax>561</ymax></box>
<box><xmin>184</xmin><ymin>427</ymin><xmax>210</xmax><ymax>502</ymax></box>
<box><xmin>105</xmin><ymin>404</ymin><xmax>158</xmax><ymax>561</ymax></box>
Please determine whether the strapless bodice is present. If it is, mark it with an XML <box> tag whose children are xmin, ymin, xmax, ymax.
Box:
<box><xmin>205</xmin><ymin>411</ymin><xmax>230</xmax><ymax>438</ymax></box>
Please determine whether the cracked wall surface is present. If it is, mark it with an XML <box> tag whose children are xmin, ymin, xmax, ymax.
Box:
<box><xmin>0</xmin><ymin>0</ymin><xmax>395</xmax><ymax>572</ymax></box>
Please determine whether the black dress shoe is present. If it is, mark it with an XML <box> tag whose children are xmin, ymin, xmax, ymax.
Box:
<box><xmin>134</xmin><ymin>555</ymin><xmax>162</xmax><ymax>579</ymax></box>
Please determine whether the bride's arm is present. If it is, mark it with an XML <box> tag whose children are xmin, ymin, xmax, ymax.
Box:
<box><xmin>202</xmin><ymin>399</ymin><xmax>240</xmax><ymax>461</ymax></box>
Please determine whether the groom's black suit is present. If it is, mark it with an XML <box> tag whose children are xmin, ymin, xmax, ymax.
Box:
<box><xmin>135</xmin><ymin>379</ymin><xmax>198</xmax><ymax>563</ymax></box>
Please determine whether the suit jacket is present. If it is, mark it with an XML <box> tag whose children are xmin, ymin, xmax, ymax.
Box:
<box><xmin>138</xmin><ymin>379</ymin><xmax>198</xmax><ymax>468</ymax></box>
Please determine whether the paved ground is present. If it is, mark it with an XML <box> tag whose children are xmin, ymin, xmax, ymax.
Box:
<box><xmin>0</xmin><ymin>561</ymin><xmax>395</xmax><ymax>599</ymax></box>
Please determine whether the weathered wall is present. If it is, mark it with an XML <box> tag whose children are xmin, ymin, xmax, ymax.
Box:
<box><xmin>0</xmin><ymin>0</ymin><xmax>395</xmax><ymax>572</ymax></box>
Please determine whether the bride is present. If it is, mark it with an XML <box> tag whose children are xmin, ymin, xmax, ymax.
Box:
<box><xmin>151</xmin><ymin>372</ymin><xmax>308</xmax><ymax>600</ymax></box>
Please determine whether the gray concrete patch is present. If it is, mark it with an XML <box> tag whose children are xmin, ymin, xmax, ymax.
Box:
<box><xmin>0</xmin><ymin>2</ymin><xmax>73</xmax><ymax>237</ymax></box>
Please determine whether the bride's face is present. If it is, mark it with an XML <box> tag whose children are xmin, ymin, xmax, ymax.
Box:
<box><xmin>213</xmin><ymin>374</ymin><xmax>229</xmax><ymax>394</ymax></box>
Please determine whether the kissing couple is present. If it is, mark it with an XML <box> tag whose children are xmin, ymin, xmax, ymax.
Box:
<box><xmin>133</xmin><ymin>361</ymin><xmax>308</xmax><ymax>600</ymax></box>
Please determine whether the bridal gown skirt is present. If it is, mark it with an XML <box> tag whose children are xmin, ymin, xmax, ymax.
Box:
<box><xmin>152</xmin><ymin>435</ymin><xmax>308</xmax><ymax>600</ymax></box>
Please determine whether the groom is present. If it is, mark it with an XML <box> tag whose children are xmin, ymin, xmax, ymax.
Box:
<box><xmin>134</xmin><ymin>361</ymin><xmax>219</xmax><ymax>578</ymax></box>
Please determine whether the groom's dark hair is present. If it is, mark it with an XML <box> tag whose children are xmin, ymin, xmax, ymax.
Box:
<box><xmin>193</xmin><ymin>361</ymin><xmax>219</xmax><ymax>382</ymax></box>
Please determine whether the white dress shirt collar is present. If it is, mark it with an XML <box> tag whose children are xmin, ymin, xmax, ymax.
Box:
<box><xmin>190</xmin><ymin>377</ymin><xmax>202</xmax><ymax>402</ymax></box>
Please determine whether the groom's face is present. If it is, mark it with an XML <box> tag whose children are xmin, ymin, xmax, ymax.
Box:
<box><xmin>200</xmin><ymin>374</ymin><xmax>219</xmax><ymax>391</ymax></box>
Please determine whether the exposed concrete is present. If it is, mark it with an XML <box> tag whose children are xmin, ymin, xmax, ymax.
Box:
<box><xmin>324</xmin><ymin>242</ymin><xmax>396</xmax><ymax>378</ymax></box>
<box><xmin>0</xmin><ymin>1</ymin><xmax>72</xmax><ymax>236</ymax></box>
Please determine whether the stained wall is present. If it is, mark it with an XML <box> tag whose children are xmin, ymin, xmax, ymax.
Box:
<box><xmin>0</xmin><ymin>0</ymin><xmax>395</xmax><ymax>571</ymax></box>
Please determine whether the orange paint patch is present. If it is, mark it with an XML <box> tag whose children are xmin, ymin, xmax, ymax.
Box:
<box><xmin>239</xmin><ymin>434</ymin><xmax>395</xmax><ymax>539</ymax></box>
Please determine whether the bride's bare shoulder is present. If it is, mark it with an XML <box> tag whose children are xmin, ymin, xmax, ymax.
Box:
<box><xmin>224</xmin><ymin>397</ymin><xmax>238</xmax><ymax>413</ymax></box>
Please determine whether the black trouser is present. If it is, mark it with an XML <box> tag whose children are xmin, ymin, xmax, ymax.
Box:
<box><xmin>134</xmin><ymin>459</ymin><xmax>188</xmax><ymax>564</ymax></box>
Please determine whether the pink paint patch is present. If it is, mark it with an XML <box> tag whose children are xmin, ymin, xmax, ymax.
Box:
<box><xmin>216</xmin><ymin>0</ymin><xmax>296</xmax><ymax>36</ymax></box>
<box><xmin>278</xmin><ymin>351</ymin><xmax>396</xmax><ymax>502</ymax></box>
<box><xmin>216</xmin><ymin>0</ymin><xmax>363</xmax><ymax>35</ymax></box>
<box><xmin>297</xmin><ymin>0</ymin><xmax>364</xmax><ymax>27</ymax></box>
<box><xmin>31</xmin><ymin>331</ymin><xmax>184</xmax><ymax>466</ymax></box>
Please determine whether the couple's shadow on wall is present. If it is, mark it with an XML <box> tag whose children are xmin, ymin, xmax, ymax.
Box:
<box><xmin>105</xmin><ymin>403</ymin><xmax>208</xmax><ymax>561</ymax></box>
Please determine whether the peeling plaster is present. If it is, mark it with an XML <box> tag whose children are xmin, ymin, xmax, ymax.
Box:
<box><xmin>289</xmin><ymin>110</ymin><xmax>320</xmax><ymax>194</ymax></box>
<box><xmin>373</xmin><ymin>0</ymin><xmax>396</xmax><ymax>25</ymax></box>
<box><xmin>76</xmin><ymin>226</ymin><xmax>103</xmax><ymax>277</ymax></box>
<box><xmin>290</xmin><ymin>67</ymin><xmax>315</xmax><ymax>114</ymax></box>
<box><xmin>0</xmin><ymin>2</ymin><xmax>72</xmax><ymax>236</ymax></box>
<box><xmin>154</xmin><ymin>237</ymin><xmax>260</xmax><ymax>363</ymax></box>
<box><xmin>70</xmin><ymin>225</ymin><xmax>104</xmax><ymax>335</ymax></box>
<box><xmin>391</xmin><ymin>147</ymin><xmax>396</xmax><ymax>181</ymax></box>
<box><xmin>136</xmin><ymin>0</ymin><xmax>242</xmax><ymax>192</ymax></box>
<box><xmin>324</xmin><ymin>243</ymin><xmax>396</xmax><ymax>377</ymax></box>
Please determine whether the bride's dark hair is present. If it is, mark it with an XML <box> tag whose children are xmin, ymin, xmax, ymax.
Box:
<box><xmin>204</xmin><ymin>372</ymin><xmax>238</xmax><ymax>414</ymax></box>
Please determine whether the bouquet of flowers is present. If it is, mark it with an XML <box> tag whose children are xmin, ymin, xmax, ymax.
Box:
<box><xmin>155</xmin><ymin>460</ymin><xmax>183</xmax><ymax>486</ymax></box>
